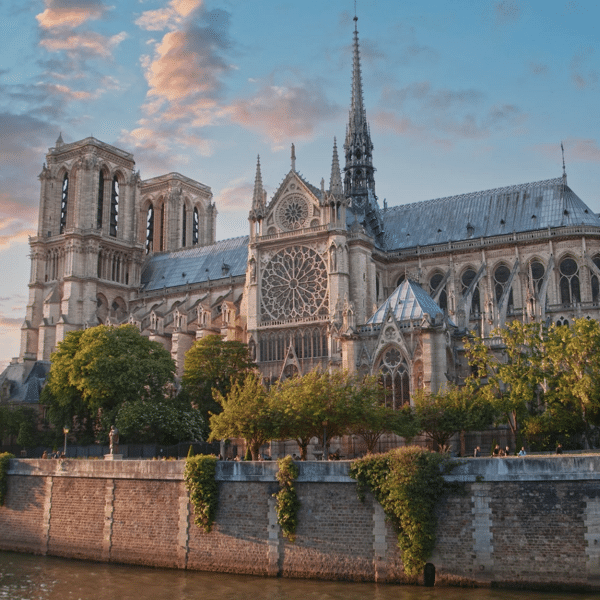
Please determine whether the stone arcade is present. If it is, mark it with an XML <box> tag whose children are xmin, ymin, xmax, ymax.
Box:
<box><xmin>3</xmin><ymin>17</ymin><xmax>600</xmax><ymax>408</ymax></box>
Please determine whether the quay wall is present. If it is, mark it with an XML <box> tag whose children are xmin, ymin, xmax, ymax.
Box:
<box><xmin>1</xmin><ymin>457</ymin><xmax>600</xmax><ymax>589</ymax></box>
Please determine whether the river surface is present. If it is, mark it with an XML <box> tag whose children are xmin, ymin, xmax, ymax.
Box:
<box><xmin>0</xmin><ymin>551</ymin><xmax>597</xmax><ymax>600</ymax></box>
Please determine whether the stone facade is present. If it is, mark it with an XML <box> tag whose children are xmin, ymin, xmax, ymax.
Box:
<box><xmin>2</xmin><ymin>457</ymin><xmax>600</xmax><ymax>590</ymax></box>
<box><xmin>4</xmin><ymin>17</ymin><xmax>600</xmax><ymax>402</ymax></box>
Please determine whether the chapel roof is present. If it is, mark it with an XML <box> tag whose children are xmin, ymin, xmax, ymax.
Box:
<box><xmin>381</xmin><ymin>178</ymin><xmax>599</xmax><ymax>251</ymax></box>
<box><xmin>140</xmin><ymin>235</ymin><xmax>249</xmax><ymax>292</ymax></box>
<box><xmin>367</xmin><ymin>279</ymin><xmax>444</xmax><ymax>325</ymax></box>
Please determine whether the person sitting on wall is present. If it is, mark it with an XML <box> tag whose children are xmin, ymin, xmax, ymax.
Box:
<box><xmin>505</xmin><ymin>445</ymin><xmax>511</xmax><ymax>457</ymax></box>
<box><xmin>492</xmin><ymin>444</ymin><xmax>501</xmax><ymax>457</ymax></box>
<box><xmin>473</xmin><ymin>446</ymin><xmax>481</xmax><ymax>457</ymax></box>
<box><xmin>518</xmin><ymin>447</ymin><xmax>527</xmax><ymax>456</ymax></box>
<box><xmin>556</xmin><ymin>443</ymin><xmax>563</xmax><ymax>454</ymax></box>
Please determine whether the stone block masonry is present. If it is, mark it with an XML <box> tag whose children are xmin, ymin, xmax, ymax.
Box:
<box><xmin>2</xmin><ymin>457</ymin><xmax>600</xmax><ymax>590</ymax></box>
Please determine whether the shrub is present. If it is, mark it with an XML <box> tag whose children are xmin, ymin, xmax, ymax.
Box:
<box><xmin>184</xmin><ymin>455</ymin><xmax>218</xmax><ymax>532</ymax></box>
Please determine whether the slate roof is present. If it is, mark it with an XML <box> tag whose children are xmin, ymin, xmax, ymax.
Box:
<box><xmin>367</xmin><ymin>279</ymin><xmax>444</xmax><ymax>324</ymax></box>
<box><xmin>381</xmin><ymin>178</ymin><xmax>600</xmax><ymax>251</ymax></box>
<box><xmin>141</xmin><ymin>236</ymin><xmax>249</xmax><ymax>291</ymax></box>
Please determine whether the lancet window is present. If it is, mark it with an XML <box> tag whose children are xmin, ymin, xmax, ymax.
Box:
<box><xmin>528</xmin><ymin>260</ymin><xmax>545</xmax><ymax>295</ymax></box>
<box><xmin>146</xmin><ymin>206</ymin><xmax>154</xmax><ymax>254</ymax></box>
<box><xmin>258</xmin><ymin>327</ymin><xmax>328</xmax><ymax>363</ymax></box>
<box><xmin>109</xmin><ymin>176</ymin><xmax>119</xmax><ymax>237</ymax></box>
<box><xmin>97</xmin><ymin>170</ymin><xmax>104</xmax><ymax>229</ymax></box>
<box><xmin>494</xmin><ymin>264</ymin><xmax>514</xmax><ymax>310</ymax></box>
<box><xmin>591</xmin><ymin>256</ymin><xmax>600</xmax><ymax>303</ymax></box>
<box><xmin>193</xmin><ymin>207</ymin><xmax>199</xmax><ymax>245</ymax></box>
<box><xmin>60</xmin><ymin>173</ymin><xmax>69</xmax><ymax>234</ymax></box>
<box><xmin>559</xmin><ymin>257</ymin><xmax>580</xmax><ymax>305</ymax></box>
<box><xmin>182</xmin><ymin>206</ymin><xmax>187</xmax><ymax>247</ymax></box>
<box><xmin>429</xmin><ymin>272</ymin><xmax>447</xmax><ymax>311</ymax></box>
<box><xmin>378</xmin><ymin>347</ymin><xmax>410</xmax><ymax>410</ymax></box>
<box><xmin>461</xmin><ymin>268</ymin><xmax>480</xmax><ymax>315</ymax></box>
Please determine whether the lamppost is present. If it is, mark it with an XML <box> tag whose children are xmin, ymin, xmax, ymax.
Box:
<box><xmin>322</xmin><ymin>420</ymin><xmax>328</xmax><ymax>461</ymax></box>
<box><xmin>63</xmin><ymin>426</ymin><xmax>69</xmax><ymax>457</ymax></box>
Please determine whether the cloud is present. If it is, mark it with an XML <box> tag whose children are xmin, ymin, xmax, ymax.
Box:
<box><xmin>229</xmin><ymin>78</ymin><xmax>341</xmax><ymax>148</ymax></box>
<box><xmin>529</xmin><ymin>62</ymin><xmax>549</xmax><ymax>76</ymax></box>
<box><xmin>39</xmin><ymin>31</ymin><xmax>128</xmax><ymax>60</ymax></box>
<box><xmin>571</xmin><ymin>48</ymin><xmax>598</xmax><ymax>89</ymax></box>
<box><xmin>135</xmin><ymin>0</ymin><xmax>204</xmax><ymax>31</ymax></box>
<box><xmin>36</xmin><ymin>0</ymin><xmax>111</xmax><ymax>30</ymax></box>
<box><xmin>532</xmin><ymin>138</ymin><xmax>600</xmax><ymax>163</ymax></box>
<box><xmin>493</xmin><ymin>0</ymin><xmax>523</xmax><ymax>25</ymax></box>
<box><xmin>376</xmin><ymin>82</ymin><xmax>522</xmax><ymax>144</ymax></box>
<box><xmin>216</xmin><ymin>178</ymin><xmax>253</xmax><ymax>211</ymax></box>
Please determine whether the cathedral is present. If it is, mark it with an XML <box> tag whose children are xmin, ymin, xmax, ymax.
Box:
<box><xmin>4</xmin><ymin>17</ymin><xmax>600</xmax><ymax>408</ymax></box>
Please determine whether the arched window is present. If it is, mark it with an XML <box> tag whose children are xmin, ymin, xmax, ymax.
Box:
<box><xmin>429</xmin><ymin>272</ymin><xmax>447</xmax><ymax>311</ymax></box>
<box><xmin>559</xmin><ymin>257</ymin><xmax>580</xmax><ymax>305</ymax></box>
<box><xmin>494</xmin><ymin>264</ymin><xmax>514</xmax><ymax>308</ymax></box>
<box><xmin>97</xmin><ymin>170</ymin><xmax>104</xmax><ymax>229</ymax></box>
<box><xmin>396</xmin><ymin>273</ymin><xmax>406</xmax><ymax>288</ymax></box>
<box><xmin>378</xmin><ymin>347</ymin><xmax>410</xmax><ymax>410</ymax></box>
<box><xmin>109</xmin><ymin>176</ymin><xmax>119</xmax><ymax>237</ymax></box>
<box><xmin>529</xmin><ymin>260</ymin><xmax>545</xmax><ymax>295</ymax></box>
<box><xmin>192</xmin><ymin>207</ymin><xmax>199</xmax><ymax>245</ymax></box>
<box><xmin>146</xmin><ymin>206</ymin><xmax>154</xmax><ymax>254</ymax></box>
<box><xmin>60</xmin><ymin>173</ymin><xmax>69</xmax><ymax>233</ymax></box>
<box><xmin>461</xmin><ymin>268</ymin><xmax>480</xmax><ymax>315</ymax></box>
<box><xmin>591</xmin><ymin>256</ymin><xmax>600</xmax><ymax>303</ymax></box>
<box><xmin>182</xmin><ymin>205</ymin><xmax>187</xmax><ymax>247</ymax></box>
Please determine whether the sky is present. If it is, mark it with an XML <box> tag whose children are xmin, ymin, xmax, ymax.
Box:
<box><xmin>0</xmin><ymin>0</ymin><xmax>599</xmax><ymax>370</ymax></box>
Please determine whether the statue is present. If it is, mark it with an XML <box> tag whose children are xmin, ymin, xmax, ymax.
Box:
<box><xmin>109</xmin><ymin>426</ymin><xmax>119</xmax><ymax>455</ymax></box>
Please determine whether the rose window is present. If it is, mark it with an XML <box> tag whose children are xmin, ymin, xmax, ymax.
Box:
<box><xmin>277</xmin><ymin>195</ymin><xmax>309</xmax><ymax>230</ymax></box>
<box><xmin>261</xmin><ymin>246</ymin><xmax>328</xmax><ymax>321</ymax></box>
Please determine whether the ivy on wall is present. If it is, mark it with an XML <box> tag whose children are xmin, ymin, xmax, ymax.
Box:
<box><xmin>0</xmin><ymin>453</ymin><xmax>15</xmax><ymax>507</ymax></box>
<box><xmin>273</xmin><ymin>455</ymin><xmax>300</xmax><ymax>542</ymax></box>
<box><xmin>349</xmin><ymin>446</ymin><xmax>455</xmax><ymax>577</ymax></box>
<box><xmin>184</xmin><ymin>455</ymin><xmax>218</xmax><ymax>532</ymax></box>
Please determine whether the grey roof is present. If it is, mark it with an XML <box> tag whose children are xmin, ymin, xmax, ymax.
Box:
<box><xmin>368</xmin><ymin>279</ymin><xmax>444</xmax><ymax>324</ymax></box>
<box><xmin>381</xmin><ymin>178</ymin><xmax>600</xmax><ymax>251</ymax></box>
<box><xmin>141</xmin><ymin>236</ymin><xmax>249</xmax><ymax>291</ymax></box>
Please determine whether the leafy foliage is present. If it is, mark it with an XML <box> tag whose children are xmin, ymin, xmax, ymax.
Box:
<box><xmin>0</xmin><ymin>452</ymin><xmax>15</xmax><ymax>506</ymax></box>
<box><xmin>349</xmin><ymin>447</ymin><xmax>455</xmax><ymax>577</ymax></box>
<box><xmin>182</xmin><ymin>335</ymin><xmax>256</xmax><ymax>432</ymax></box>
<box><xmin>209</xmin><ymin>374</ymin><xmax>275</xmax><ymax>460</ymax></box>
<box><xmin>273</xmin><ymin>456</ymin><xmax>300</xmax><ymax>542</ymax></box>
<box><xmin>184</xmin><ymin>455</ymin><xmax>219</xmax><ymax>532</ymax></box>
<box><xmin>0</xmin><ymin>406</ymin><xmax>40</xmax><ymax>447</ymax></box>
<box><xmin>42</xmin><ymin>325</ymin><xmax>176</xmax><ymax>443</ymax></box>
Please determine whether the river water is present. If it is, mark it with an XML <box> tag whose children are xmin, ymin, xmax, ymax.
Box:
<box><xmin>0</xmin><ymin>551</ymin><xmax>597</xmax><ymax>600</ymax></box>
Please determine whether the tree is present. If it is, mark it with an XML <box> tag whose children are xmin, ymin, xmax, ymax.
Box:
<box><xmin>412</xmin><ymin>385</ymin><xmax>494</xmax><ymax>452</ymax></box>
<box><xmin>208</xmin><ymin>374</ymin><xmax>276</xmax><ymax>460</ymax></box>
<box><xmin>182</xmin><ymin>335</ymin><xmax>256</xmax><ymax>431</ymax></box>
<box><xmin>41</xmin><ymin>325</ymin><xmax>176</xmax><ymax>443</ymax></box>
<box><xmin>542</xmin><ymin>318</ymin><xmax>600</xmax><ymax>447</ymax></box>
<box><xmin>464</xmin><ymin>321</ymin><xmax>544</xmax><ymax>446</ymax></box>
<box><xmin>270</xmin><ymin>369</ymin><xmax>361</xmax><ymax>460</ymax></box>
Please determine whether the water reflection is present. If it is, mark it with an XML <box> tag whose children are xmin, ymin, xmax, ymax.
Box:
<box><xmin>0</xmin><ymin>552</ymin><xmax>597</xmax><ymax>600</ymax></box>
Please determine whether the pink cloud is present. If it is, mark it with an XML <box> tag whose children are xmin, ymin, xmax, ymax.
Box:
<box><xmin>216</xmin><ymin>179</ymin><xmax>253</xmax><ymax>211</ymax></box>
<box><xmin>533</xmin><ymin>138</ymin><xmax>600</xmax><ymax>163</ymax></box>
<box><xmin>229</xmin><ymin>80</ymin><xmax>341</xmax><ymax>148</ymax></box>
<box><xmin>136</xmin><ymin>0</ymin><xmax>204</xmax><ymax>31</ymax></box>
<box><xmin>36</xmin><ymin>0</ymin><xmax>110</xmax><ymax>29</ymax></box>
<box><xmin>40</xmin><ymin>32</ymin><xmax>128</xmax><ymax>60</ymax></box>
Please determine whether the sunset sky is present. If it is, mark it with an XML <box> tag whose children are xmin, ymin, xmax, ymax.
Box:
<box><xmin>1</xmin><ymin>0</ymin><xmax>599</xmax><ymax>369</ymax></box>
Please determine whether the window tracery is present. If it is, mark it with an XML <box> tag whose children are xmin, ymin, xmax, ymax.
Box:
<box><xmin>60</xmin><ymin>173</ymin><xmax>69</xmax><ymax>234</ymax></box>
<box><xmin>261</xmin><ymin>246</ymin><xmax>328</xmax><ymax>322</ymax></box>
<box><xmin>559</xmin><ymin>257</ymin><xmax>580</xmax><ymax>305</ymax></box>
<box><xmin>276</xmin><ymin>195</ymin><xmax>309</xmax><ymax>231</ymax></box>
<box><xmin>378</xmin><ymin>346</ymin><xmax>410</xmax><ymax>410</ymax></box>
<box><xmin>192</xmin><ymin>207</ymin><xmax>199</xmax><ymax>245</ymax></box>
<box><xmin>494</xmin><ymin>264</ymin><xmax>514</xmax><ymax>309</ymax></box>
<box><xmin>461</xmin><ymin>268</ymin><xmax>480</xmax><ymax>315</ymax></box>
<box><xmin>258</xmin><ymin>326</ymin><xmax>328</xmax><ymax>362</ymax></box>
<box><xmin>429</xmin><ymin>272</ymin><xmax>447</xmax><ymax>311</ymax></box>
<box><xmin>145</xmin><ymin>206</ymin><xmax>154</xmax><ymax>254</ymax></box>
<box><xmin>109</xmin><ymin>176</ymin><xmax>119</xmax><ymax>237</ymax></box>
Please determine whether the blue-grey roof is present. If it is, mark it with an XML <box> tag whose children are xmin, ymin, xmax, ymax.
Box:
<box><xmin>368</xmin><ymin>279</ymin><xmax>444</xmax><ymax>324</ymax></box>
<box><xmin>381</xmin><ymin>178</ymin><xmax>600</xmax><ymax>251</ymax></box>
<box><xmin>141</xmin><ymin>236</ymin><xmax>249</xmax><ymax>291</ymax></box>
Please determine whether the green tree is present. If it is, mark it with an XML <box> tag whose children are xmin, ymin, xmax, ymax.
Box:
<box><xmin>209</xmin><ymin>374</ymin><xmax>276</xmax><ymax>460</ymax></box>
<box><xmin>41</xmin><ymin>324</ymin><xmax>176</xmax><ymax>443</ymax></box>
<box><xmin>270</xmin><ymin>369</ymin><xmax>361</xmax><ymax>460</ymax></box>
<box><xmin>412</xmin><ymin>385</ymin><xmax>494</xmax><ymax>452</ymax></box>
<box><xmin>464</xmin><ymin>321</ymin><xmax>544</xmax><ymax>446</ymax></box>
<box><xmin>182</xmin><ymin>335</ymin><xmax>256</xmax><ymax>430</ymax></box>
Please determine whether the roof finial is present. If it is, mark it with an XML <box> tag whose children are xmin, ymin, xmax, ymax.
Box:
<box><xmin>291</xmin><ymin>143</ymin><xmax>296</xmax><ymax>172</ymax></box>
<box><xmin>561</xmin><ymin>141</ymin><xmax>567</xmax><ymax>185</ymax></box>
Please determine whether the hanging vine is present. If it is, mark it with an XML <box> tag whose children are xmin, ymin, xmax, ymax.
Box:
<box><xmin>273</xmin><ymin>455</ymin><xmax>300</xmax><ymax>542</ymax></box>
<box><xmin>0</xmin><ymin>452</ymin><xmax>14</xmax><ymax>507</ymax></box>
<box><xmin>184</xmin><ymin>455</ymin><xmax>218</xmax><ymax>532</ymax></box>
<box><xmin>349</xmin><ymin>446</ymin><xmax>456</xmax><ymax>577</ymax></box>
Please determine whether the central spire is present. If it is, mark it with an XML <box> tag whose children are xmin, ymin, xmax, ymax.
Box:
<box><xmin>343</xmin><ymin>15</ymin><xmax>375</xmax><ymax>211</ymax></box>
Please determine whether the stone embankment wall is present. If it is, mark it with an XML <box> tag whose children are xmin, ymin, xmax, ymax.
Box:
<box><xmin>1</xmin><ymin>457</ymin><xmax>600</xmax><ymax>589</ymax></box>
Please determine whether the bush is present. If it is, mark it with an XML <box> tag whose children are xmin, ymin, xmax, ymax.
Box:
<box><xmin>184</xmin><ymin>455</ymin><xmax>218</xmax><ymax>532</ymax></box>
